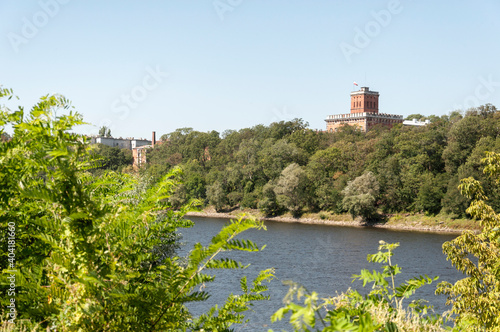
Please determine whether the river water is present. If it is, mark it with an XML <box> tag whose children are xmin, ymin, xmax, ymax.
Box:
<box><xmin>178</xmin><ymin>216</ymin><xmax>463</xmax><ymax>331</ymax></box>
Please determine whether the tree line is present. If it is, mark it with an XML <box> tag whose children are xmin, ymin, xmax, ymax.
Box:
<box><xmin>141</xmin><ymin>104</ymin><xmax>500</xmax><ymax>219</ymax></box>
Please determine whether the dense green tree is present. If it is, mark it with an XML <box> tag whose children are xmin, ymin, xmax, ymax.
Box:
<box><xmin>258</xmin><ymin>180</ymin><xmax>282</xmax><ymax>217</ymax></box>
<box><xmin>206</xmin><ymin>180</ymin><xmax>228</xmax><ymax>212</ymax></box>
<box><xmin>441</xmin><ymin>176</ymin><xmax>470</xmax><ymax>217</ymax></box>
<box><xmin>415</xmin><ymin>173</ymin><xmax>446</xmax><ymax>215</ymax></box>
<box><xmin>93</xmin><ymin>143</ymin><xmax>133</xmax><ymax>171</ymax></box>
<box><xmin>314</xmin><ymin>180</ymin><xmax>346</xmax><ymax>213</ymax></box>
<box><xmin>227</xmin><ymin>191</ymin><xmax>244</xmax><ymax>207</ymax></box>
<box><xmin>306</xmin><ymin>146</ymin><xmax>347</xmax><ymax>211</ymax></box>
<box><xmin>376</xmin><ymin>155</ymin><xmax>405</xmax><ymax>212</ymax></box>
<box><xmin>405</xmin><ymin>113</ymin><xmax>426</xmax><ymax>120</ymax></box>
<box><xmin>241</xmin><ymin>191</ymin><xmax>259</xmax><ymax>209</ymax></box>
<box><xmin>328</xmin><ymin>124</ymin><xmax>364</xmax><ymax>144</ymax></box>
<box><xmin>306</xmin><ymin>146</ymin><xmax>345</xmax><ymax>181</ymax></box>
<box><xmin>259</xmin><ymin>139</ymin><xmax>307</xmax><ymax>180</ymax></box>
<box><xmin>182</xmin><ymin>160</ymin><xmax>207</xmax><ymax>200</ymax></box>
<box><xmin>442</xmin><ymin>112</ymin><xmax>499</xmax><ymax>173</ymax></box>
<box><xmin>99</xmin><ymin>125</ymin><xmax>111</xmax><ymax>137</ymax></box>
<box><xmin>274</xmin><ymin>163</ymin><xmax>312</xmax><ymax>217</ymax></box>
<box><xmin>288</xmin><ymin>128</ymin><xmax>329</xmax><ymax>156</ymax></box>
<box><xmin>268</xmin><ymin>118</ymin><xmax>308</xmax><ymax>140</ymax></box>
<box><xmin>213</xmin><ymin>129</ymin><xmax>245</xmax><ymax>166</ymax></box>
<box><xmin>342</xmin><ymin>172</ymin><xmax>380</xmax><ymax>221</ymax></box>
<box><xmin>183</xmin><ymin>130</ymin><xmax>221</xmax><ymax>166</ymax></box>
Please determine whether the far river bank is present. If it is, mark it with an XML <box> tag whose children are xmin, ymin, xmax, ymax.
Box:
<box><xmin>186</xmin><ymin>207</ymin><xmax>481</xmax><ymax>234</ymax></box>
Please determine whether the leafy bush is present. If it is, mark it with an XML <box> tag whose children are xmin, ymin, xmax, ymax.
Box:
<box><xmin>0</xmin><ymin>88</ymin><xmax>273</xmax><ymax>331</ymax></box>
<box><xmin>437</xmin><ymin>151</ymin><xmax>500</xmax><ymax>330</ymax></box>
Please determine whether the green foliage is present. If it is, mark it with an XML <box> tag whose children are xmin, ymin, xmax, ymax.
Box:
<box><xmin>274</xmin><ymin>163</ymin><xmax>312</xmax><ymax>217</ymax></box>
<box><xmin>306</xmin><ymin>146</ymin><xmax>347</xmax><ymax>212</ymax></box>
<box><xmin>258</xmin><ymin>180</ymin><xmax>282</xmax><ymax>217</ymax></box>
<box><xmin>437</xmin><ymin>151</ymin><xmax>500</xmax><ymax>330</ymax></box>
<box><xmin>268</xmin><ymin>118</ymin><xmax>309</xmax><ymax>141</ymax></box>
<box><xmin>99</xmin><ymin>125</ymin><xmax>111</xmax><ymax>137</ymax></box>
<box><xmin>142</xmin><ymin>104</ymin><xmax>500</xmax><ymax>220</ymax></box>
<box><xmin>207</xmin><ymin>180</ymin><xmax>229</xmax><ymax>212</ymax></box>
<box><xmin>91</xmin><ymin>143</ymin><xmax>134</xmax><ymax>172</ymax></box>
<box><xmin>260</xmin><ymin>139</ymin><xmax>308</xmax><ymax>180</ymax></box>
<box><xmin>415</xmin><ymin>173</ymin><xmax>446</xmax><ymax>215</ymax></box>
<box><xmin>0</xmin><ymin>89</ymin><xmax>273</xmax><ymax>331</ymax></box>
<box><xmin>406</xmin><ymin>113</ymin><xmax>426</xmax><ymax>121</ymax></box>
<box><xmin>271</xmin><ymin>241</ymin><xmax>442</xmax><ymax>331</ymax></box>
<box><xmin>241</xmin><ymin>191</ymin><xmax>258</xmax><ymax>209</ymax></box>
<box><xmin>342</xmin><ymin>172</ymin><xmax>380</xmax><ymax>221</ymax></box>
<box><xmin>441</xmin><ymin>176</ymin><xmax>470</xmax><ymax>218</ymax></box>
<box><xmin>442</xmin><ymin>112</ymin><xmax>500</xmax><ymax>173</ymax></box>
<box><xmin>288</xmin><ymin>128</ymin><xmax>329</xmax><ymax>156</ymax></box>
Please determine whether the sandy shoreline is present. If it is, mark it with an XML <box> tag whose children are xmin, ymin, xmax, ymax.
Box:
<box><xmin>185</xmin><ymin>211</ymin><xmax>468</xmax><ymax>234</ymax></box>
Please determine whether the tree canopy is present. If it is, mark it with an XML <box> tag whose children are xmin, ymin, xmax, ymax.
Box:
<box><xmin>144</xmin><ymin>105</ymin><xmax>500</xmax><ymax>219</ymax></box>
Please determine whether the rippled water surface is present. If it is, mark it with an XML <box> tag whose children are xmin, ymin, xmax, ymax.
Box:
<box><xmin>178</xmin><ymin>217</ymin><xmax>462</xmax><ymax>331</ymax></box>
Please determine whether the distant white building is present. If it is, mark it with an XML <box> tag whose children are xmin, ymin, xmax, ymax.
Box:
<box><xmin>90</xmin><ymin>137</ymin><xmax>151</xmax><ymax>150</ymax></box>
<box><xmin>403</xmin><ymin>118</ymin><xmax>430</xmax><ymax>127</ymax></box>
<box><xmin>90</xmin><ymin>132</ymin><xmax>158</xmax><ymax>169</ymax></box>
<box><xmin>131</xmin><ymin>138</ymin><xmax>152</xmax><ymax>149</ymax></box>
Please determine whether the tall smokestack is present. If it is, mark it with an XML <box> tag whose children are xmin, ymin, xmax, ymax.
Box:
<box><xmin>152</xmin><ymin>131</ymin><xmax>156</xmax><ymax>148</ymax></box>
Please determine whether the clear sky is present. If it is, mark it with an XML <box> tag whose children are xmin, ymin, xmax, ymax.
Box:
<box><xmin>1</xmin><ymin>1</ymin><xmax>500</xmax><ymax>139</ymax></box>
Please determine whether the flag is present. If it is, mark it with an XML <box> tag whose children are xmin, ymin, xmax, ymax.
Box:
<box><xmin>353</xmin><ymin>81</ymin><xmax>358</xmax><ymax>86</ymax></box>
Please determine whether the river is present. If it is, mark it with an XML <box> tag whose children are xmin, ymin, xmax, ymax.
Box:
<box><xmin>178</xmin><ymin>216</ymin><xmax>463</xmax><ymax>331</ymax></box>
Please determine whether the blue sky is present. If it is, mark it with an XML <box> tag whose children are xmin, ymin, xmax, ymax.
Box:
<box><xmin>1</xmin><ymin>1</ymin><xmax>500</xmax><ymax>139</ymax></box>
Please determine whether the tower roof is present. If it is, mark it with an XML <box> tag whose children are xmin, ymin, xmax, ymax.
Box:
<box><xmin>350</xmin><ymin>86</ymin><xmax>379</xmax><ymax>96</ymax></box>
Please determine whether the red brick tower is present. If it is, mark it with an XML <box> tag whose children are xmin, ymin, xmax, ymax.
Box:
<box><xmin>350</xmin><ymin>87</ymin><xmax>379</xmax><ymax>114</ymax></box>
<box><xmin>325</xmin><ymin>86</ymin><xmax>403</xmax><ymax>132</ymax></box>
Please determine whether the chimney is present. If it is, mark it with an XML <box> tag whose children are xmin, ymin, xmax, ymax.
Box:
<box><xmin>152</xmin><ymin>131</ymin><xmax>156</xmax><ymax>148</ymax></box>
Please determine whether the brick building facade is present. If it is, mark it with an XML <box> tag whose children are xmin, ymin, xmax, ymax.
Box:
<box><xmin>90</xmin><ymin>133</ymin><xmax>155</xmax><ymax>168</ymax></box>
<box><xmin>325</xmin><ymin>87</ymin><xmax>403</xmax><ymax>132</ymax></box>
